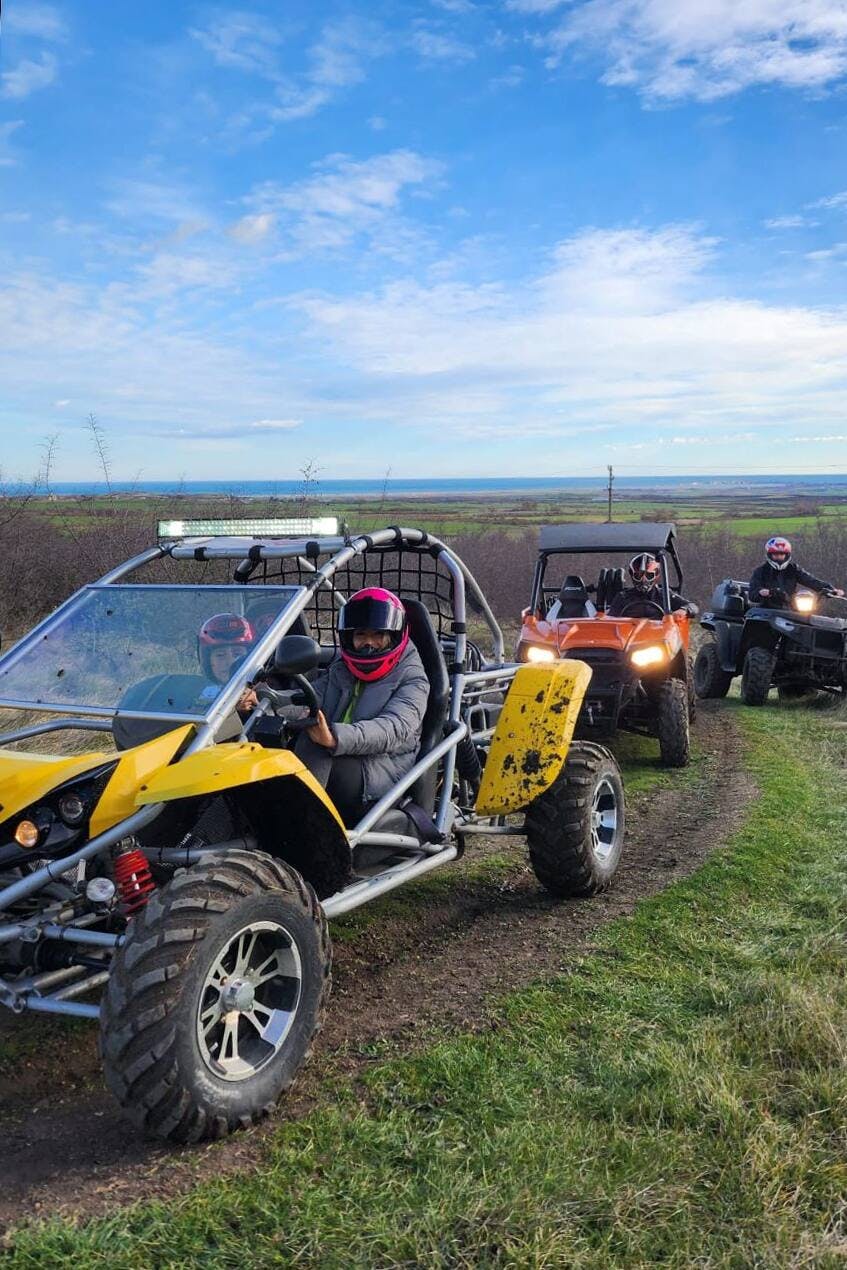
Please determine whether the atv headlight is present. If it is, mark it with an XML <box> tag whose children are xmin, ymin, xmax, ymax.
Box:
<box><xmin>526</xmin><ymin>645</ymin><xmax>556</xmax><ymax>664</ymax></box>
<box><xmin>631</xmin><ymin>644</ymin><xmax>667</xmax><ymax>668</ymax></box>
<box><xmin>793</xmin><ymin>592</ymin><xmax>816</xmax><ymax>614</ymax></box>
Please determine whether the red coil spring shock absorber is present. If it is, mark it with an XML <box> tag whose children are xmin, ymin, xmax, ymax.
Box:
<box><xmin>113</xmin><ymin>841</ymin><xmax>156</xmax><ymax>916</ymax></box>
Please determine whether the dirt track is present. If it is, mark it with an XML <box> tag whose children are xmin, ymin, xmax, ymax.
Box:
<box><xmin>0</xmin><ymin>703</ymin><xmax>754</xmax><ymax>1232</ymax></box>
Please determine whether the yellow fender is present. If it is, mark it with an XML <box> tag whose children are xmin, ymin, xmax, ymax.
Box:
<box><xmin>0</xmin><ymin>747</ymin><xmax>113</xmax><ymax>822</ymax></box>
<box><xmin>475</xmin><ymin>660</ymin><xmax>592</xmax><ymax>815</ymax></box>
<box><xmin>135</xmin><ymin>740</ymin><xmax>347</xmax><ymax>832</ymax></box>
<box><xmin>90</xmin><ymin>726</ymin><xmax>193</xmax><ymax>836</ymax></box>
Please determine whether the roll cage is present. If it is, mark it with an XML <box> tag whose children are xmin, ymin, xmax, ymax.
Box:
<box><xmin>529</xmin><ymin>522</ymin><xmax>683</xmax><ymax>617</ymax></box>
<box><xmin>0</xmin><ymin>526</ymin><xmax>514</xmax><ymax>932</ymax></box>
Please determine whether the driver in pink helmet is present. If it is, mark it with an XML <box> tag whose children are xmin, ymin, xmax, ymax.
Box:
<box><xmin>294</xmin><ymin>587</ymin><xmax>429</xmax><ymax>824</ymax></box>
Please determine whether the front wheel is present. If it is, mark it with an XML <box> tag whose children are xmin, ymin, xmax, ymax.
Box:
<box><xmin>525</xmin><ymin>742</ymin><xmax>625</xmax><ymax>897</ymax></box>
<box><xmin>741</xmin><ymin>647</ymin><xmax>775</xmax><ymax>706</ymax></box>
<box><xmin>101</xmin><ymin>850</ymin><xmax>331</xmax><ymax>1143</ymax></box>
<box><xmin>693</xmin><ymin>643</ymin><xmax>733</xmax><ymax>699</ymax></box>
<box><xmin>657</xmin><ymin>678</ymin><xmax>690</xmax><ymax>767</ymax></box>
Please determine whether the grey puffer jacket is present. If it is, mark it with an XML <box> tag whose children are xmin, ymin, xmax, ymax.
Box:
<box><xmin>312</xmin><ymin>642</ymin><xmax>430</xmax><ymax>803</ymax></box>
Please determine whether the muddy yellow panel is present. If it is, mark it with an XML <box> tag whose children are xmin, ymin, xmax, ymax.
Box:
<box><xmin>135</xmin><ymin>740</ymin><xmax>347</xmax><ymax>833</ymax></box>
<box><xmin>475</xmin><ymin>660</ymin><xmax>592</xmax><ymax>815</ymax></box>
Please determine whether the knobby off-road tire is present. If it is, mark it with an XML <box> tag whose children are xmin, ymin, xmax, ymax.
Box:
<box><xmin>693</xmin><ymin>642</ymin><xmax>733</xmax><ymax>700</ymax></box>
<box><xmin>686</xmin><ymin>656</ymin><xmax>697</xmax><ymax>723</ymax></box>
<box><xmin>657</xmin><ymin>678</ymin><xmax>690</xmax><ymax>767</ymax></box>
<box><xmin>741</xmin><ymin>646</ymin><xmax>775</xmax><ymax>707</ymax></box>
<box><xmin>100</xmin><ymin>850</ymin><xmax>331</xmax><ymax>1144</ymax></box>
<box><xmin>525</xmin><ymin>741</ymin><xmax>625</xmax><ymax>898</ymax></box>
<box><xmin>777</xmin><ymin>683</ymin><xmax>814</xmax><ymax>702</ymax></box>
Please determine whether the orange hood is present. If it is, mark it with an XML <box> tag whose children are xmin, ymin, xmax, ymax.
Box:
<box><xmin>521</xmin><ymin>613</ymin><xmax>683</xmax><ymax>658</ymax></box>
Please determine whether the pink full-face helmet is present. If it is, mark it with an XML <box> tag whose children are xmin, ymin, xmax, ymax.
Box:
<box><xmin>338</xmin><ymin>587</ymin><xmax>409</xmax><ymax>682</ymax></box>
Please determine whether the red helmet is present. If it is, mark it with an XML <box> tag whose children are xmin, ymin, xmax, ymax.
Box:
<box><xmin>198</xmin><ymin>612</ymin><xmax>254</xmax><ymax>678</ymax></box>
<box><xmin>338</xmin><ymin>587</ymin><xmax>408</xmax><ymax>682</ymax></box>
<box><xmin>628</xmin><ymin>553</ymin><xmax>662</xmax><ymax>592</ymax></box>
<box><xmin>765</xmin><ymin>536</ymin><xmax>792</xmax><ymax>570</ymax></box>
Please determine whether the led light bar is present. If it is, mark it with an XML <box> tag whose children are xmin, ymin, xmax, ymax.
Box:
<box><xmin>158</xmin><ymin>517</ymin><xmax>340</xmax><ymax>540</ymax></box>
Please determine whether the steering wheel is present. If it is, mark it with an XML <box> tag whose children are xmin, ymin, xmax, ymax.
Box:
<box><xmin>614</xmin><ymin>597</ymin><xmax>665</xmax><ymax>620</ymax></box>
<box><xmin>255</xmin><ymin>673</ymin><xmax>321</xmax><ymax>736</ymax></box>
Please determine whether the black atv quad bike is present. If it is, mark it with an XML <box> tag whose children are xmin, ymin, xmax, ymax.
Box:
<box><xmin>695</xmin><ymin>579</ymin><xmax>847</xmax><ymax>706</ymax></box>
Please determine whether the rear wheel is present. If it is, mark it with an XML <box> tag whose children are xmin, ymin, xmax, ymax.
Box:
<box><xmin>693</xmin><ymin>643</ymin><xmax>733</xmax><ymax>700</ymax></box>
<box><xmin>525</xmin><ymin>742</ymin><xmax>625</xmax><ymax>897</ymax></box>
<box><xmin>101</xmin><ymin>850</ymin><xmax>331</xmax><ymax>1143</ymax></box>
<box><xmin>741</xmin><ymin>647</ymin><xmax>775</xmax><ymax>706</ymax></box>
<box><xmin>777</xmin><ymin>683</ymin><xmax>814</xmax><ymax>702</ymax></box>
<box><xmin>657</xmin><ymin>679</ymin><xmax>690</xmax><ymax>767</ymax></box>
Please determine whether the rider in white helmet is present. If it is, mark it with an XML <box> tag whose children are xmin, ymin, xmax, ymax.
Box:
<box><xmin>749</xmin><ymin>537</ymin><xmax>843</xmax><ymax>606</ymax></box>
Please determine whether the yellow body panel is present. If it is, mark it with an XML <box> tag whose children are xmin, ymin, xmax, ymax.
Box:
<box><xmin>475</xmin><ymin>660</ymin><xmax>592</xmax><ymax>815</ymax></box>
<box><xmin>89</xmin><ymin>726</ymin><xmax>193</xmax><ymax>837</ymax></box>
<box><xmin>135</xmin><ymin>741</ymin><xmax>347</xmax><ymax>832</ymax></box>
<box><xmin>0</xmin><ymin>748</ymin><xmax>113</xmax><ymax>820</ymax></box>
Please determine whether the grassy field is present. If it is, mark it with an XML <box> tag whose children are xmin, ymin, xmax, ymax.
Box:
<box><xmin>27</xmin><ymin>488</ymin><xmax>847</xmax><ymax>540</ymax></box>
<box><xmin>4</xmin><ymin>699</ymin><xmax>845</xmax><ymax>1267</ymax></box>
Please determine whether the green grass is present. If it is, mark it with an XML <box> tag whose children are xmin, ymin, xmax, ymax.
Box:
<box><xmin>5</xmin><ymin>700</ymin><xmax>846</xmax><ymax>1267</ymax></box>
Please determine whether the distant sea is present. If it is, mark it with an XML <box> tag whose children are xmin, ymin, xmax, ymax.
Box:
<box><xmin>39</xmin><ymin>474</ymin><xmax>847</xmax><ymax>498</ymax></box>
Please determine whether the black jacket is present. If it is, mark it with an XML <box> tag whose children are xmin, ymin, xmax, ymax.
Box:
<box><xmin>607</xmin><ymin>586</ymin><xmax>697</xmax><ymax>618</ymax></box>
<box><xmin>748</xmin><ymin>561</ymin><xmax>832</xmax><ymax>605</ymax></box>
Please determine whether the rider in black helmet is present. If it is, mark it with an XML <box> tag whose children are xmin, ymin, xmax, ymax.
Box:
<box><xmin>606</xmin><ymin>553</ymin><xmax>698</xmax><ymax>619</ymax></box>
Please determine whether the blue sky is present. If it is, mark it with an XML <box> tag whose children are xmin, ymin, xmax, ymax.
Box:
<box><xmin>2</xmin><ymin>0</ymin><xmax>847</xmax><ymax>481</ymax></box>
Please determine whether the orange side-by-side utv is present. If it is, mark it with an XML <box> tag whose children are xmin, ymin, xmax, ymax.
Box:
<box><xmin>516</xmin><ymin>523</ymin><xmax>695</xmax><ymax>767</ymax></box>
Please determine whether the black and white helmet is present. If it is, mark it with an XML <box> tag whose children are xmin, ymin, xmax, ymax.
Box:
<box><xmin>628</xmin><ymin>553</ymin><xmax>662</xmax><ymax>593</ymax></box>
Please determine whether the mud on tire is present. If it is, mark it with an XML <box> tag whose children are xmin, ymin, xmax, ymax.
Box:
<box><xmin>100</xmin><ymin>849</ymin><xmax>331</xmax><ymax>1144</ymax></box>
<box><xmin>694</xmin><ymin>642</ymin><xmax>733</xmax><ymax>700</ymax></box>
<box><xmin>525</xmin><ymin>741</ymin><xmax>625</xmax><ymax>898</ymax></box>
<box><xmin>741</xmin><ymin>646</ymin><xmax>775</xmax><ymax>707</ymax></box>
<box><xmin>657</xmin><ymin>678</ymin><xmax>690</xmax><ymax>767</ymax></box>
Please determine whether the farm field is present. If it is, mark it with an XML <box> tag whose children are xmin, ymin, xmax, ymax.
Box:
<box><xmin>2</xmin><ymin>697</ymin><xmax>845</xmax><ymax>1265</ymax></box>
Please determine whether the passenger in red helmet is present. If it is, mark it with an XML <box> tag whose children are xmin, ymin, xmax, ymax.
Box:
<box><xmin>196</xmin><ymin>613</ymin><xmax>258</xmax><ymax>712</ymax></box>
<box><xmin>294</xmin><ymin>588</ymin><xmax>429</xmax><ymax>825</ymax></box>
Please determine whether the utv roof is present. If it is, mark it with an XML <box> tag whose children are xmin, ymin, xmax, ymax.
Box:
<box><xmin>538</xmin><ymin>522</ymin><xmax>677</xmax><ymax>554</ymax></box>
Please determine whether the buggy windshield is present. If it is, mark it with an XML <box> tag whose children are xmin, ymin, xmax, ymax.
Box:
<box><xmin>0</xmin><ymin>585</ymin><xmax>300</xmax><ymax>718</ymax></box>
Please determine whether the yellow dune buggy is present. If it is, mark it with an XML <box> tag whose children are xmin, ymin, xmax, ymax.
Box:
<box><xmin>0</xmin><ymin>518</ymin><xmax>625</xmax><ymax>1141</ymax></box>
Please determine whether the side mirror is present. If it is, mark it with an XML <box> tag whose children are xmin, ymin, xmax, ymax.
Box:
<box><xmin>273</xmin><ymin>634</ymin><xmax>320</xmax><ymax>677</ymax></box>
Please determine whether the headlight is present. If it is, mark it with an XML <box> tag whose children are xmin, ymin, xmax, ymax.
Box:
<box><xmin>631</xmin><ymin>644</ymin><xmax>667</xmax><ymax>668</ymax></box>
<box><xmin>58</xmin><ymin>791</ymin><xmax>87</xmax><ymax>825</ymax></box>
<box><xmin>14</xmin><ymin>808</ymin><xmax>53</xmax><ymax>849</ymax></box>
<box><xmin>526</xmin><ymin>645</ymin><xmax>556</xmax><ymax>664</ymax></box>
<box><xmin>793</xmin><ymin>592</ymin><xmax>816</xmax><ymax>614</ymax></box>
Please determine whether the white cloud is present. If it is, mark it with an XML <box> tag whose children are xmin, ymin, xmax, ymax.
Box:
<box><xmin>228</xmin><ymin>212</ymin><xmax>276</xmax><ymax>244</ymax></box>
<box><xmin>3</xmin><ymin>2</ymin><xmax>67</xmax><ymax>41</ymax></box>
<box><xmin>269</xmin><ymin>20</ymin><xmax>384</xmax><ymax>122</ymax></box>
<box><xmin>53</xmin><ymin>399</ymin><xmax>71</xmax><ymax>408</ymax></box>
<box><xmin>764</xmin><ymin>215</ymin><xmax>811</xmax><ymax>230</ymax></box>
<box><xmin>521</xmin><ymin>0</ymin><xmax>847</xmax><ymax>101</ymax></box>
<box><xmin>245</xmin><ymin>149</ymin><xmax>443</xmax><ymax>258</ymax></box>
<box><xmin>248</xmin><ymin>419</ymin><xmax>302</xmax><ymax>430</ymax></box>
<box><xmin>190</xmin><ymin>11</ymin><xmax>283</xmax><ymax>76</ymax></box>
<box><xmin>791</xmin><ymin>434</ymin><xmax>847</xmax><ymax>442</ymax></box>
<box><xmin>409</xmin><ymin>25</ymin><xmax>476</xmax><ymax>62</ymax></box>
<box><xmin>105</xmin><ymin>178</ymin><xmax>204</xmax><ymax>225</ymax></box>
<box><xmin>810</xmin><ymin>190</ymin><xmax>847</xmax><ymax>210</ymax></box>
<box><xmin>1</xmin><ymin>52</ymin><xmax>57</xmax><ymax>100</ymax></box>
<box><xmin>293</xmin><ymin>225</ymin><xmax>847</xmax><ymax>436</ymax></box>
<box><xmin>0</xmin><ymin>121</ymin><xmax>24</xmax><ymax>167</ymax></box>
